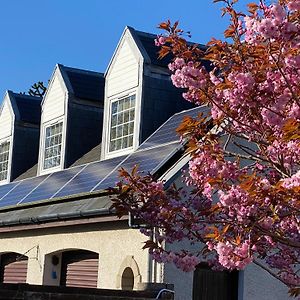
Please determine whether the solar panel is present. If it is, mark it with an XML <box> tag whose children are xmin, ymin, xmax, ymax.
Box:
<box><xmin>93</xmin><ymin>142</ymin><xmax>182</xmax><ymax>191</ymax></box>
<box><xmin>139</xmin><ymin>106</ymin><xmax>209</xmax><ymax>150</ymax></box>
<box><xmin>19</xmin><ymin>165</ymin><xmax>85</xmax><ymax>205</ymax></box>
<box><xmin>0</xmin><ymin>107</ymin><xmax>203</xmax><ymax>210</ymax></box>
<box><xmin>0</xmin><ymin>175</ymin><xmax>49</xmax><ymax>208</ymax></box>
<box><xmin>0</xmin><ymin>182</ymin><xmax>19</xmax><ymax>201</ymax></box>
<box><xmin>54</xmin><ymin>156</ymin><xmax>126</xmax><ymax>198</ymax></box>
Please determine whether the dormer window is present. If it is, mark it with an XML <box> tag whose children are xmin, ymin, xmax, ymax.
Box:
<box><xmin>0</xmin><ymin>140</ymin><xmax>10</xmax><ymax>182</ymax></box>
<box><xmin>109</xmin><ymin>94</ymin><xmax>135</xmax><ymax>153</ymax></box>
<box><xmin>43</xmin><ymin>121</ymin><xmax>63</xmax><ymax>170</ymax></box>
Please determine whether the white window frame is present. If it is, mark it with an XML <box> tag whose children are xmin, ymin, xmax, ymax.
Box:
<box><xmin>106</xmin><ymin>92</ymin><xmax>137</xmax><ymax>158</ymax></box>
<box><xmin>0</xmin><ymin>138</ymin><xmax>11</xmax><ymax>185</ymax></box>
<box><xmin>40</xmin><ymin>118</ymin><xmax>64</xmax><ymax>174</ymax></box>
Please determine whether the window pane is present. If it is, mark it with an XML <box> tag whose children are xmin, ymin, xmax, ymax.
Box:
<box><xmin>43</xmin><ymin>122</ymin><xmax>63</xmax><ymax>170</ymax></box>
<box><xmin>123</xmin><ymin>123</ymin><xmax>129</xmax><ymax>136</ymax></box>
<box><xmin>111</xmin><ymin>127</ymin><xmax>117</xmax><ymax>139</ymax></box>
<box><xmin>112</xmin><ymin>102</ymin><xmax>118</xmax><ymax>114</ymax></box>
<box><xmin>124</xmin><ymin>111</ymin><xmax>129</xmax><ymax>123</ymax></box>
<box><xmin>111</xmin><ymin>115</ymin><xmax>117</xmax><ymax>127</ymax></box>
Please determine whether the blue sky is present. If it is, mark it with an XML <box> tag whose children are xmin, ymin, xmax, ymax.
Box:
<box><xmin>0</xmin><ymin>0</ymin><xmax>249</xmax><ymax>100</ymax></box>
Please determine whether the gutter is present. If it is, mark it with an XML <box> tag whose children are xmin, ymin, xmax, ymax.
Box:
<box><xmin>0</xmin><ymin>207</ymin><xmax>113</xmax><ymax>227</ymax></box>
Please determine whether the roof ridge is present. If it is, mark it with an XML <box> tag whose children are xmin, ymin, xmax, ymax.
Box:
<box><xmin>60</xmin><ymin>64</ymin><xmax>104</xmax><ymax>77</ymax></box>
<box><xmin>11</xmin><ymin>92</ymin><xmax>42</xmax><ymax>101</ymax></box>
<box><xmin>134</xmin><ymin>29</ymin><xmax>157</xmax><ymax>38</ymax></box>
<box><xmin>134</xmin><ymin>28</ymin><xmax>206</xmax><ymax>49</ymax></box>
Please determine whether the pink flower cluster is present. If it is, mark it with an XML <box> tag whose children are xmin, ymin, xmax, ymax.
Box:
<box><xmin>151</xmin><ymin>250</ymin><xmax>199</xmax><ymax>272</ymax></box>
<box><xmin>115</xmin><ymin>1</ymin><xmax>300</xmax><ymax>293</ymax></box>
<box><xmin>281</xmin><ymin>171</ymin><xmax>300</xmax><ymax>189</ymax></box>
<box><xmin>169</xmin><ymin>58</ymin><xmax>207</xmax><ymax>102</ymax></box>
<box><xmin>188</xmin><ymin>145</ymin><xmax>240</xmax><ymax>199</ymax></box>
<box><xmin>215</xmin><ymin>240</ymin><xmax>253</xmax><ymax>270</ymax></box>
<box><xmin>154</xmin><ymin>35</ymin><xmax>166</xmax><ymax>46</ymax></box>
<box><xmin>267</xmin><ymin>140</ymin><xmax>300</xmax><ymax>172</ymax></box>
<box><xmin>218</xmin><ymin>186</ymin><xmax>257</xmax><ymax>223</ymax></box>
<box><xmin>244</xmin><ymin>3</ymin><xmax>299</xmax><ymax>43</ymax></box>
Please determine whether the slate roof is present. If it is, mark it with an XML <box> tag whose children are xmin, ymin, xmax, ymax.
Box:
<box><xmin>59</xmin><ymin>65</ymin><xmax>105</xmax><ymax>103</ymax></box>
<box><xmin>133</xmin><ymin>29</ymin><xmax>173</xmax><ymax>67</ymax></box>
<box><xmin>131</xmin><ymin>27</ymin><xmax>207</xmax><ymax>68</ymax></box>
<box><xmin>71</xmin><ymin>143</ymin><xmax>101</xmax><ymax>167</ymax></box>
<box><xmin>10</xmin><ymin>92</ymin><xmax>42</xmax><ymax>124</ymax></box>
<box><xmin>0</xmin><ymin>193</ymin><xmax>112</xmax><ymax>227</ymax></box>
<box><xmin>13</xmin><ymin>143</ymin><xmax>102</xmax><ymax>182</ymax></box>
<box><xmin>13</xmin><ymin>163</ymin><xmax>38</xmax><ymax>181</ymax></box>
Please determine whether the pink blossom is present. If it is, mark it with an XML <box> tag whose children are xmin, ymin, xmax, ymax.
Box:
<box><xmin>154</xmin><ymin>35</ymin><xmax>166</xmax><ymax>46</ymax></box>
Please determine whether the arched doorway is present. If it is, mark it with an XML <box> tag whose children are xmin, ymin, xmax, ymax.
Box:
<box><xmin>60</xmin><ymin>250</ymin><xmax>99</xmax><ymax>288</ymax></box>
<box><xmin>121</xmin><ymin>267</ymin><xmax>134</xmax><ymax>290</ymax></box>
<box><xmin>0</xmin><ymin>252</ymin><xmax>28</xmax><ymax>284</ymax></box>
<box><xmin>116</xmin><ymin>256</ymin><xmax>141</xmax><ymax>290</ymax></box>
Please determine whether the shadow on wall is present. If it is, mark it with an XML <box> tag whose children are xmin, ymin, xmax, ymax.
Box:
<box><xmin>43</xmin><ymin>249</ymin><xmax>99</xmax><ymax>288</ymax></box>
<box><xmin>0</xmin><ymin>252</ymin><xmax>29</xmax><ymax>284</ymax></box>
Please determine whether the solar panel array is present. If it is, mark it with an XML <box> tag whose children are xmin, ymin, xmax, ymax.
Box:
<box><xmin>138</xmin><ymin>105</ymin><xmax>209</xmax><ymax>150</ymax></box>
<box><xmin>0</xmin><ymin>106</ymin><xmax>208</xmax><ymax>210</ymax></box>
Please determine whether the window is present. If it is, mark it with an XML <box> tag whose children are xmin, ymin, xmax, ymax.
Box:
<box><xmin>109</xmin><ymin>95</ymin><xmax>135</xmax><ymax>152</ymax></box>
<box><xmin>0</xmin><ymin>141</ymin><xmax>10</xmax><ymax>182</ymax></box>
<box><xmin>43</xmin><ymin>122</ymin><xmax>63</xmax><ymax>170</ymax></box>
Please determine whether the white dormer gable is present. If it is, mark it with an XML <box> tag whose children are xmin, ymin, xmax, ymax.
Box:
<box><xmin>0</xmin><ymin>92</ymin><xmax>15</xmax><ymax>184</ymax></box>
<box><xmin>101</xmin><ymin>27</ymin><xmax>147</xmax><ymax>160</ymax></box>
<box><xmin>38</xmin><ymin>65</ymin><xmax>68</xmax><ymax>175</ymax></box>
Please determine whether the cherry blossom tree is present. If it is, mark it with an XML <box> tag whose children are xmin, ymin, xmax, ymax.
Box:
<box><xmin>111</xmin><ymin>0</ymin><xmax>300</xmax><ymax>296</ymax></box>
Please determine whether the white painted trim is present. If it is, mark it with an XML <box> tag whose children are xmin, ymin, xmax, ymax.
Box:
<box><xmin>102</xmin><ymin>32</ymin><xmax>145</xmax><ymax>159</ymax></box>
<box><xmin>0</xmin><ymin>137</ymin><xmax>13</xmax><ymax>185</ymax></box>
<box><xmin>0</xmin><ymin>93</ymin><xmax>16</xmax><ymax>184</ymax></box>
<box><xmin>41</xmin><ymin>65</ymin><xmax>68</xmax><ymax>107</ymax></box>
<box><xmin>158</xmin><ymin>153</ymin><xmax>191</xmax><ymax>184</ymax></box>
<box><xmin>105</xmin><ymin>27</ymin><xmax>147</xmax><ymax>77</ymax></box>
<box><xmin>57</xmin><ymin>64</ymin><xmax>74</xmax><ymax>95</ymax></box>
<box><xmin>0</xmin><ymin>92</ymin><xmax>16</xmax><ymax>139</ymax></box>
<box><xmin>6</xmin><ymin>91</ymin><xmax>20</xmax><ymax>121</ymax></box>
<box><xmin>104</xmin><ymin>90</ymin><xmax>137</xmax><ymax>160</ymax></box>
<box><xmin>39</xmin><ymin>116</ymin><xmax>65</xmax><ymax>176</ymax></box>
<box><xmin>38</xmin><ymin>66</ymin><xmax>70</xmax><ymax>175</ymax></box>
<box><xmin>105</xmin><ymin>31</ymin><xmax>141</xmax><ymax>99</ymax></box>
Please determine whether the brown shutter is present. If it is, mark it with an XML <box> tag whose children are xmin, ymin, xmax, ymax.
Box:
<box><xmin>193</xmin><ymin>264</ymin><xmax>238</xmax><ymax>300</ymax></box>
<box><xmin>61</xmin><ymin>250</ymin><xmax>99</xmax><ymax>288</ymax></box>
<box><xmin>0</xmin><ymin>253</ymin><xmax>28</xmax><ymax>284</ymax></box>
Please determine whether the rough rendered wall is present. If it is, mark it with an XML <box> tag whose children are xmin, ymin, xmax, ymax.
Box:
<box><xmin>0</xmin><ymin>221</ymin><xmax>149</xmax><ymax>290</ymax></box>
<box><xmin>241</xmin><ymin>264</ymin><xmax>290</xmax><ymax>300</ymax></box>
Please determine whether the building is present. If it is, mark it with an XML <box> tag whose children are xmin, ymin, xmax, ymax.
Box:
<box><xmin>0</xmin><ymin>26</ymin><xmax>291</xmax><ymax>300</ymax></box>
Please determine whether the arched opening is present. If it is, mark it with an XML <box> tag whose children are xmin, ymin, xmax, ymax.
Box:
<box><xmin>116</xmin><ymin>256</ymin><xmax>141</xmax><ymax>290</ymax></box>
<box><xmin>121</xmin><ymin>267</ymin><xmax>134</xmax><ymax>290</ymax></box>
<box><xmin>0</xmin><ymin>252</ymin><xmax>28</xmax><ymax>284</ymax></box>
<box><xmin>60</xmin><ymin>250</ymin><xmax>99</xmax><ymax>288</ymax></box>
